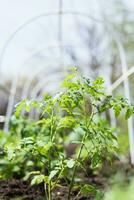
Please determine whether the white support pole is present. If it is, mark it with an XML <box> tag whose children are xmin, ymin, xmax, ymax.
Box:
<box><xmin>4</xmin><ymin>76</ymin><xmax>18</xmax><ymax>132</ymax></box>
<box><xmin>109</xmin><ymin>66</ymin><xmax>134</xmax><ymax>92</ymax></box>
<box><xmin>117</xmin><ymin>40</ymin><xmax>134</xmax><ymax>165</ymax></box>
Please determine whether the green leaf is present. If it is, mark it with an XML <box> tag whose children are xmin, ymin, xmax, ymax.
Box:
<box><xmin>15</xmin><ymin>100</ymin><xmax>26</xmax><ymax>117</ymax></box>
<box><xmin>20</xmin><ymin>137</ymin><xmax>35</xmax><ymax>147</ymax></box>
<box><xmin>24</xmin><ymin>171</ymin><xmax>40</xmax><ymax>181</ymax></box>
<box><xmin>125</xmin><ymin>108</ymin><xmax>133</xmax><ymax>119</ymax></box>
<box><xmin>93</xmin><ymin>77</ymin><xmax>104</xmax><ymax>85</ymax></box>
<box><xmin>93</xmin><ymin>77</ymin><xmax>104</xmax><ymax>90</ymax></box>
<box><xmin>36</xmin><ymin>142</ymin><xmax>53</xmax><ymax>156</ymax></box>
<box><xmin>58</xmin><ymin>116</ymin><xmax>76</xmax><ymax>129</ymax></box>
<box><xmin>66</xmin><ymin>159</ymin><xmax>75</xmax><ymax>168</ymax></box>
<box><xmin>7</xmin><ymin>148</ymin><xmax>15</xmax><ymax>160</ymax></box>
<box><xmin>31</xmin><ymin>175</ymin><xmax>46</xmax><ymax>185</ymax></box>
<box><xmin>61</xmin><ymin>69</ymin><xmax>79</xmax><ymax>90</ymax></box>
<box><xmin>114</xmin><ymin>105</ymin><xmax>121</xmax><ymax>117</ymax></box>
<box><xmin>91</xmin><ymin>152</ymin><xmax>101</xmax><ymax>168</ymax></box>
<box><xmin>25</xmin><ymin>101</ymin><xmax>31</xmax><ymax>112</ymax></box>
<box><xmin>81</xmin><ymin>184</ymin><xmax>96</xmax><ymax>195</ymax></box>
<box><xmin>49</xmin><ymin>170</ymin><xmax>58</xmax><ymax>180</ymax></box>
<box><xmin>43</xmin><ymin>93</ymin><xmax>52</xmax><ymax>101</ymax></box>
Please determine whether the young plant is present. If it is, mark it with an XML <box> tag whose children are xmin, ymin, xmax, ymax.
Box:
<box><xmin>1</xmin><ymin>68</ymin><xmax>134</xmax><ymax>200</ymax></box>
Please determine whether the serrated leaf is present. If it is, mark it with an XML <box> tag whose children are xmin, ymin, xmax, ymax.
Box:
<box><xmin>114</xmin><ymin>105</ymin><xmax>121</xmax><ymax>117</ymax></box>
<box><xmin>93</xmin><ymin>77</ymin><xmax>104</xmax><ymax>85</ymax></box>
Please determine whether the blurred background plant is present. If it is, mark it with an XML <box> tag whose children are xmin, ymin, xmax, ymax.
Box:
<box><xmin>103</xmin><ymin>174</ymin><xmax>134</xmax><ymax>200</ymax></box>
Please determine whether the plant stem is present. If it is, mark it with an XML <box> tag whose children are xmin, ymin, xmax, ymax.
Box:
<box><xmin>44</xmin><ymin>182</ymin><xmax>48</xmax><ymax>200</ymax></box>
<box><xmin>47</xmin><ymin>150</ymin><xmax>52</xmax><ymax>200</ymax></box>
<box><xmin>48</xmin><ymin>107</ymin><xmax>54</xmax><ymax>200</ymax></box>
<box><xmin>48</xmin><ymin>181</ymin><xmax>52</xmax><ymax>200</ymax></box>
<box><xmin>67</xmin><ymin>133</ymin><xmax>87</xmax><ymax>200</ymax></box>
<box><xmin>67</xmin><ymin>91</ymin><xmax>93</xmax><ymax>200</ymax></box>
<box><xmin>51</xmin><ymin>168</ymin><xmax>63</xmax><ymax>190</ymax></box>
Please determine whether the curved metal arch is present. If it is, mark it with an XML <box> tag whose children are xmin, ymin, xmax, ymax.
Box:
<box><xmin>22</xmin><ymin>43</ymin><xmax>86</xmax><ymax>66</ymax></box>
<box><xmin>30</xmin><ymin>72</ymin><xmax>65</xmax><ymax>99</ymax></box>
<box><xmin>110</xmin><ymin>65</ymin><xmax>134</xmax><ymax>92</ymax></box>
<box><xmin>21</xmin><ymin>43</ymin><xmax>89</xmax><ymax>99</ymax></box>
<box><xmin>21</xmin><ymin>59</ymin><xmax>66</xmax><ymax>101</ymax></box>
<box><xmin>104</xmin><ymin>21</ymin><xmax>134</xmax><ymax>164</ymax></box>
<box><xmin>0</xmin><ymin>11</ymin><xmax>105</xmax><ymax>74</ymax></box>
<box><xmin>21</xmin><ymin>61</ymin><xmax>61</xmax><ymax>99</ymax></box>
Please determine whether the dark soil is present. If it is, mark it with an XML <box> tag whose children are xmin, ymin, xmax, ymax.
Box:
<box><xmin>0</xmin><ymin>159</ymin><xmax>133</xmax><ymax>200</ymax></box>
<box><xmin>0</xmin><ymin>179</ymin><xmax>45</xmax><ymax>200</ymax></box>
<box><xmin>0</xmin><ymin>173</ymin><xmax>105</xmax><ymax>200</ymax></box>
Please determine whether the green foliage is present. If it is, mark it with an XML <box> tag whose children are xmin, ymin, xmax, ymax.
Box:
<box><xmin>103</xmin><ymin>177</ymin><xmax>134</xmax><ymax>200</ymax></box>
<box><xmin>0</xmin><ymin>68</ymin><xmax>133</xmax><ymax>200</ymax></box>
<box><xmin>118</xmin><ymin>132</ymin><xmax>129</xmax><ymax>154</ymax></box>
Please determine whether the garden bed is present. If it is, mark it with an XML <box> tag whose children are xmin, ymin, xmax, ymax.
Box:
<box><xmin>1</xmin><ymin>159</ymin><xmax>133</xmax><ymax>200</ymax></box>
